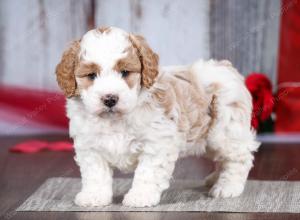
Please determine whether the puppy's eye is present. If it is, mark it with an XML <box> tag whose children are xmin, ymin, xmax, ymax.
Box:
<box><xmin>87</xmin><ymin>73</ymin><xmax>97</xmax><ymax>80</ymax></box>
<box><xmin>121</xmin><ymin>70</ymin><xmax>129</xmax><ymax>78</ymax></box>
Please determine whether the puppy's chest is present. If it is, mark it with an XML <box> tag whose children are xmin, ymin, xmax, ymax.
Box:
<box><xmin>98</xmin><ymin>132</ymin><xmax>141</xmax><ymax>171</ymax></box>
<box><xmin>78</xmin><ymin>117</ymin><xmax>143</xmax><ymax>171</ymax></box>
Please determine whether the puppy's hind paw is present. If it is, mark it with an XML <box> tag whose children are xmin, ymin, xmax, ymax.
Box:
<box><xmin>209</xmin><ymin>182</ymin><xmax>244</xmax><ymax>198</ymax></box>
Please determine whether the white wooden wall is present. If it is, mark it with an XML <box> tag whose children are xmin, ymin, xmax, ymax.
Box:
<box><xmin>0</xmin><ymin>0</ymin><xmax>92</xmax><ymax>90</ymax></box>
<box><xmin>95</xmin><ymin>0</ymin><xmax>210</xmax><ymax>65</ymax></box>
<box><xmin>0</xmin><ymin>0</ymin><xmax>280</xmax><ymax>90</ymax></box>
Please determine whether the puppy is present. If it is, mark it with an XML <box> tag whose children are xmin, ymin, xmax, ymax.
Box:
<box><xmin>55</xmin><ymin>27</ymin><xmax>260</xmax><ymax>207</ymax></box>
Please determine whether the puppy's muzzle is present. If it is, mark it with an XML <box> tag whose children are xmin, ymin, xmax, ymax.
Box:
<box><xmin>102</xmin><ymin>94</ymin><xmax>119</xmax><ymax>108</ymax></box>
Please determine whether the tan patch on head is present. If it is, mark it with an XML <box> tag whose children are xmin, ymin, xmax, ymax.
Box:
<box><xmin>129</xmin><ymin>34</ymin><xmax>159</xmax><ymax>88</ymax></box>
<box><xmin>56</xmin><ymin>40</ymin><xmax>81</xmax><ymax>97</ymax></box>
<box><xmin>76</xmin><ymin>62</ymin><xmax>101</xmax><ymax>77</ymax></box>
<box><xmin>113</xmin><ymin>47</ymin><xmax>141</xmax><ymax>73</ymax></box>
<box><xmin>121</xmin><ymin>73</ymin><xmax>140</xmax><ymax>89</ymax></box>
<box><xmin>75</xmin><ymin>62</ymin><xmax>102</xmax><ymax>90</ymax></box>
<box><xmin>113</xmin><ymin>46</ymin><xmax>142</xmax><ymax>89</ymax></box>
<box><xmin>96</xmin><ymin>26</ymin><xmax>111</xmax><ymax>34</ymax></box>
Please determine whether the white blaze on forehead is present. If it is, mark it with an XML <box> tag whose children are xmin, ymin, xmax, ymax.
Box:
<box><xmin>80</xmin><ymin>28</ymin><xmax>130</xmax><ymax>69</ymax></box>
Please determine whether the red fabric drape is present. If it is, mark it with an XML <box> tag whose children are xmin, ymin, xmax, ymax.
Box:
<box><xmin>276</xmin><ymin>0</ymin><xmax>300</xmax><ymax>132</ymax></box>
<box><xmin>0</xmin><ymin>85</ymin><xmax>68</xmax><ymax>128</ymax></box>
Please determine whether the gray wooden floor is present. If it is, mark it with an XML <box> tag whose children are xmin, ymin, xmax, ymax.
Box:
<box><xmin>1</xmin><ymin>135</ymin><xmax>300</xmax><ymax>220</ymax></box>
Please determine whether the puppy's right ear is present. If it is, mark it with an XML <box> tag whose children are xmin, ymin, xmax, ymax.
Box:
<box><xmin>55</xmin><ymin>40</ymin><xmax>80</xmax><ymax>97</ymax></box>
<box><xmin>129</xmin><ymin>34</ymin><xmax>159</xmax><ymax>89</ymax></box>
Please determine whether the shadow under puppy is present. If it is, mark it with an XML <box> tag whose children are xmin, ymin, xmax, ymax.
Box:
<box><xmin>55</xmin><ymin>27</ymin><xmax>260</xmax><ymax>207</ymax></box>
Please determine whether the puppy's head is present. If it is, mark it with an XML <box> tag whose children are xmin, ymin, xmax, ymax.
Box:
<box><xmin>56</xmin><ymin>27</ymin><xmax>159</xmax><ymax>117</ymax></box>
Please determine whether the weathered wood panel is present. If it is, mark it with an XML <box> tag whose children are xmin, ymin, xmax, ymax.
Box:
<box><xmin>95</xmin><ymin>0</ymin><xmax>210</xmax><ymax>66</ymax></box>
<box><xmin>0</xmin><ymin>0</ymin><xmax>281</xmax><ymax>90</ymax></box>
<box><xmin>0</xmin><ymin>0</ymin><xmax>93</xmax><ymax>90</ymax></box>
<box><xmin>210</xmin><ymin>0</ymin><xmax>281</xmax><ymax>85</ymax></box>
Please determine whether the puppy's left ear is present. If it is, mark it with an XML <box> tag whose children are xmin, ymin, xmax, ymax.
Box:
<box><xmin>55</xmin><ymin>40</ymin><xmax>80</xmax><ymax>98</ymax></box>
<box><xmin>129</xmin><ymin>34</ymin><xmax>159</xmax><ymax>88</ymax></box>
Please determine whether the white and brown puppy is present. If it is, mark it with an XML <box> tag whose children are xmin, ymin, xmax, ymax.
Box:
<box><xmin>56</xmin><ymin>27</ymin><xmax>260</xmax><ymax>207</ymax></box>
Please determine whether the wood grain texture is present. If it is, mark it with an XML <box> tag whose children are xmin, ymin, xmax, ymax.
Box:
<box><xmin>210</xmin><ymin>0</ymin><xmax>281</xmax><ymax>85</ymax></box>
<box><xmin>0</xmin><ymin>0</ymin><xmax>93</xmax><ymax>90</ymax></box>
<box><xmin>0</xmin><ymin>0</ymin><xmax>281</xmax><ymax>92</ymax></box>
<box><xmin>95</xmin><ymin>0</ymin><xmax>210</xmax><ymax>66</ymax></box>
<box><xmin>0</xmin><ymin>135</ymin><xmax>300</xmax><ymax>219</ymax></box>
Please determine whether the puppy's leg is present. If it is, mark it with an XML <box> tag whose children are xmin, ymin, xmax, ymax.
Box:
<box><xmin>74</xmin><ymin>149</ymin><xmax>113</xmax><ymax>207</ymax></box>
<box><xmin>123</xmin><ymin>140</ymin><xmax>179</xmax><ymax>207</ymax></box>
<box><xmin>207</xmin><ymin>131</ymin><xmax>259</xmax><ymax>198</ymax></box>
<box><xmin>205</xmin><ymin>89</ymin><xmax>260</xmax><ymax>198</ymax></box>
<box><xmin>208</xmin><ymin>155</ymin><xmax>253</xmax><ymax>198</ymax></box>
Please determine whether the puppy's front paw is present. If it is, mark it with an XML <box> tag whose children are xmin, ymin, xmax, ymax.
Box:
<box><xmin>209</xmin><ymin>182</ymin><xmax>244</xmax><ymax>198</ymax></box>
<box><xmin>123</xmin><ymin>187</ymin><xmax>161</xmax><ymax>207</ymax></box>
<box><xmin>74</xmin><ymin>190</ymin><xmax>112</xmax><ymax>207</ymax></box>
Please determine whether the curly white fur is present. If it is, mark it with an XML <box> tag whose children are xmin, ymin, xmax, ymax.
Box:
<box><xmin>61</xmin><ymin>27</ymin><xmax>260</xmax><ymax>208</ymax></box>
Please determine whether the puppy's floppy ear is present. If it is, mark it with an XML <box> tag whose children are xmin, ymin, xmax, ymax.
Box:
<box><xmin>55</xmin><ymin>40</ymin><xmax>80</xmax><ymax>97</ymax></box>
<box><xmin>129</xmin><ymin>34</ymin><xmax>159</xmax><ymax>88</ymax></box>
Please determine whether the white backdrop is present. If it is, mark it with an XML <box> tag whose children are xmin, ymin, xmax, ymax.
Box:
<box><xmin>0</xmin><ymin>0</ymin><xmax>210</xmax><ymax>90</ymax></box>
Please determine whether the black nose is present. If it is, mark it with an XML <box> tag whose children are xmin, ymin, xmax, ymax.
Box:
<box><xmin>102</xmin><ymin>94</ymin><xmax>119</xmax><ymax>108</ymax></box>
